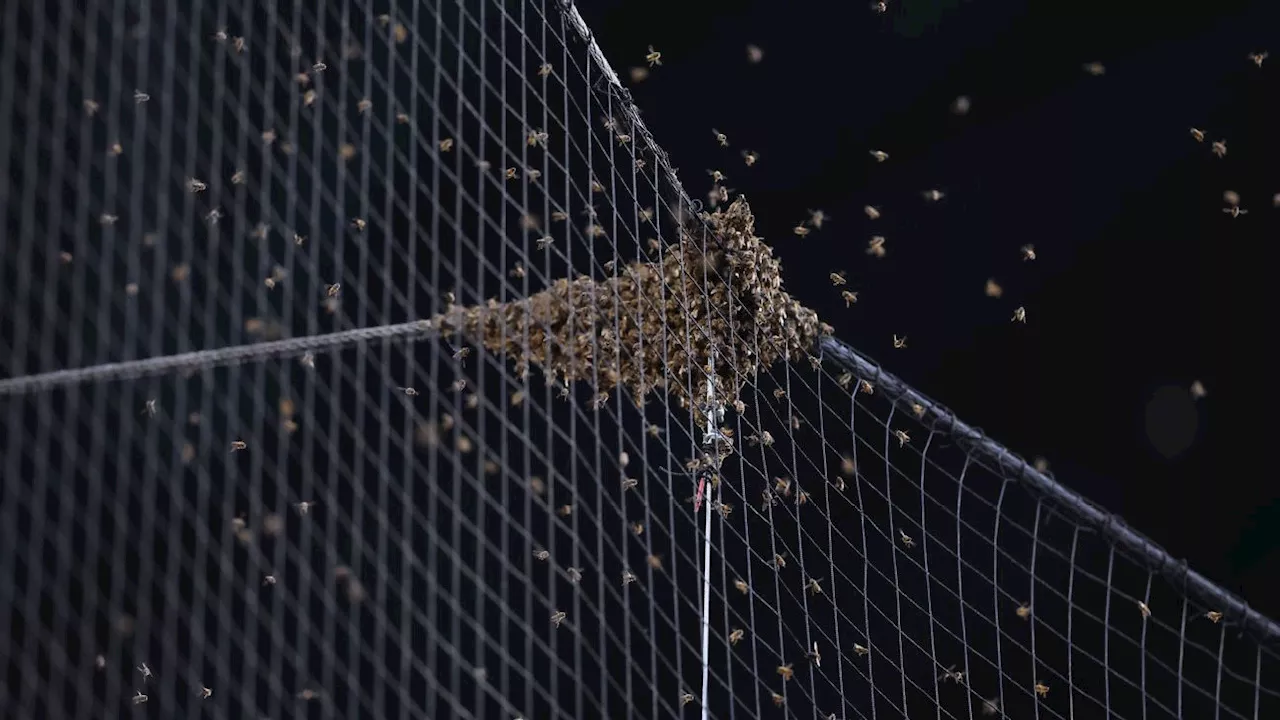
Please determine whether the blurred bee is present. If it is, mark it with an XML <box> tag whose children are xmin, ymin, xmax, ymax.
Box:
<box><xmin>186</xmin><ymin>177</ymin><xmax>207</xmax><ymax>193</ymax></box>
<box><xmin>981</xmin><ymin>698</ymin><xmax>1001</xmax><ymax>716</ymax></box>
<box><xmin>793</xmin><ymin>224</ymin><xmax>811</xmax><ymax>237</ymax></box>
<box><xmin>134</xmin><ymin>89</ymin><xmax>150</xmax><ymax>104</ymax></box>
<box><xmin>867</xmin><ymin>236</ymin><xmax>886</xmax><ymax>257</ymax></box>
<box><xmin>631</xmin><ymin>522</ymin><xmax>644</xmax><ymax>536</ymax></box>
<box><xmin>742</xmin><ymin>149</ymin><xmax>759</xmax><ymax>166</ymax></box>
<box><xmin>746</xmin><ymin>44</ymin><xmax>764</xmax><ymax>63</ymax></box>
<box><xmin>1211</xmin><ymin>140</ymin><xmax>1227</xmax><ymax>158</ymax></box>
<box><xmin>985</xmin><ymin>278</ymin><xmax>1003</xmax><ymax>298</ymax></box>
<box><xmin>1249</xmin><ymin>51</ymin><xmax>1268</xmax><ymax>67</ymax></box>
<box><xmin>566</xmin><ymin>567</ymin><xmax>582</xmax><ymax>583</ymax></box>
<box><xmin>439</xmin><ymin>138</ymin><xmax>454</xmax><ymax>152</ymax></box>
<box><xmin>622</xmin><ymin>570</ymin><xmax>637</xmax><ymax>585</ymax></box>
<box><xmin>1190</xmin><ymin>380</ymin><xmax>1207</xmax><ymax>399</ymax></box>
<box><xmin>1012</xmin><ymin>306</ymin><xmax>1027</xmax><ymax>323</ymax></box>
<box><xmin>733</xmin><ymin>578</ymin><xmax>749</xmax><ymax>594</ymax></box>
<box><xmin>645</xmin><ymin>46</ymin><xmax>662</xmax><ymax>66</ymax></box>
<box><xmin>853</xmin><ymin>643</ymin><xmax>870</xmax><ymax>656</ymax></box>
<box><xmin>396</xmin><ymin>387</ymin><xmax>419</xmax><ymax>397</ymax></box>
<box><xmin>869</xmin><ymin>150</ymin><xmax>889</xmax><ymax>162</ymax></box>
<box><xmin>326</xmin><ymin>283</ymin><xmax>341</xmax><ymax>297</ymax></box>
<box><xmin>1082</xmin><ymin>61</ymin><xmax>1106</xmax><ymax>76</ymax></box>
<box><xmin>357</xmin><ymin>98</ymin><xmax>372</xmax><ymax>114</ymax></box>
<box><xmin>1021</xmin><ymin>244</ymin><xmax>1036</xmax><ymax>261</ymax></box>
<box><xmin>748</xmin><ymin>431</ymin><xmax>775</xmax><ymax>447</ymax></box>
<box><xmin>1189</xmin><ymin>127</ymin><xmax>1205</xmax><ymax>142</ymax></box>
<box><xmin>533</xmin><ymin>549</ymin><xmax>549</xmax><ymax>561</ymax></box>
<box><xmin>939</xmin><ymin>665</ymin><xmax>964</xmax><ymax>684</ymax></box>
<box><xmin>537</xmin><ymin>63</ymin><xmax>553</xmax><ymax>77</ymax></box>
<box><xmin>646</xmin><ymin>554</ymin><xmax>663</xmax><ymax>569</ymax></box>
<box><xmin>556</xmin><ymin>504</ymin><xmax>572</xmax><ymax>517</ymax></box>
<box><xmin>922</xmin><ymin>189</ymin><xmax>945</xmax><ymax>202</ymax></box>
<box><xmin>1137</xmin><ymin>601</ymin><xmax>1151</xmax><ymax>618</ymax></box>
<box><xmin>838</xmin><ymin>372</ymin><xmax>853</xmax><ymax>389</ymax></box>
<box><xmin>527</xmin><ymin>129</ymin><xmax>549</xmax><ymax>147</ymax></box>
<box><xmin>863</xmin><ymin>205</ymin><xmax>880</xmax><ymax>220</ymax></box>
<box><xmin>229</xmin><ymin>440</ymin><xmax>247</xmax><ymax>453</ymax></box>
<box><xmin>776</xmin><ymin>664</ymin><xmax>794</xmax><ymax>681</ymax></box>
<box><xmin>771</xmin><ymin>692</ymin><xmax>785</xmax><ymax>707</ymax></box>
<box><xmin>1223</xmin><ymin>204</ymin><xmax>1248</xmax><ymax>218</ymax></box>
<box><xmin>871</xmin><ymin>1</ymin><xmax>887</xmax><ymax>13</ymax></box>
<box><xmin>807</xmin><ymin>642</ymin><xmax>821</xmax><ymax>667</ymax></box>
<box><xmin>808</xmin><ymin>209</ymin><xmax>829</xmax><ymax>228</ymax></box>
<box><xmin>622</xmin><ymin>477</ymin><xmax>638</xmax><ymax>491</ymax></box>
<box><xmin>1016</xmin><ymin>603</ymin><xmax>1032</xmax><ymax>620</ymax></box>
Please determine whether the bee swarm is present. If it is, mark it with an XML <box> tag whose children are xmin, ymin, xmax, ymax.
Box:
<box><xmin>431</xmin><ymin>197</ymin><xmax>825</xmax><ymax>421</ymax></box>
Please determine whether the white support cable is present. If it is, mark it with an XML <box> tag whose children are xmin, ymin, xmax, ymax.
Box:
<box><xmin>698</xmin><ymin>358</ymin><xmax>728</xmax><ymax>720</ymax></box>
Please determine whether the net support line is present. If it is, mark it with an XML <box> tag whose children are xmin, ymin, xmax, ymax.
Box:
<box><xmin>0</xmin><ymin>320</ymin><xmax>435</xmax><ymax>397</ymax></box>
<box><xmin>820</xmin><ymin>334</ymin><xmax>1280</xmax><ymax>647</ymax></box>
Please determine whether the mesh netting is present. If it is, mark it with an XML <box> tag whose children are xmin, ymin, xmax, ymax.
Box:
<box><xmin>2</xmin><ymin>1</ymin><xmax>1277</xmax><ymax>719</ymax></box>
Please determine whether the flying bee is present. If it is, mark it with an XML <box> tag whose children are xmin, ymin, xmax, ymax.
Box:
<box><xmin>1082</xmin><ymin>61</ymin><xmax>1106</xmax><ymax>76</ymax></box>
<box><xmin>805</xmin><ymin>577</ymin><xmax>823</xmax><ymax>595</ymax></box>
<box><xmin>860</xmin><ymin>379</ymin><xmax>875</xmax><ymax>394</ymax></box>
<box><xmin>134</xmin><ymin>89</ymin><xmax>150</xmax><ymax>103</ymax></box>
<box><xmin>869</xmin><ymin>149</ymin><xmax>889</xmax><ymax>162</ymax></box>
<box><xmin>893</xmin><ymin>334</ymin><xmax>907</xmax><ymax>349</ymax></box>
<box><xmin>556</xmin><ymin>504</ymin><xmax>572</xmax><ymax>517</ymax></box>
<box><xmin>985</xmin><ymin>278</ymin><xmax>1003</xmax><ymax>297</ymax></box>
<box><xmin>1034</xmin><ymin>683</ymin><xmax>1050</xmax><ymax>698</ymax></box>
<box><xmin>1016</xmin><ymin>603</ymin><xmax>1032</xmax><ymax>620</ymax></box>
<box><xmin>551</xmin><ymin>611</ymin><xmax>566</xmax><ymax>627</ymax></box>
<box><xmin>742</xmin><ymin>149</ymin><xmax>759</xmax><ymax>166</ymax></box>
<box><xmin>396</xmin><ymin>387</ymin><xmax>419</xmax><ymax>397</ymax></box>
<box><xmin>808</xmin><ymin>209</ymin><xmax>829</xmax><ymax>228</ymax></box>
<box><xmin>733</xmin><ymin>578</ymin><xmax>749</xmax><ymax>594</ymax></box>
<box><xmin>1190</xmin><ymin>380</ymin><xmax>1207</xmax><ymax>399</ymax></box>
<box><xmin>853</xmin><ymin>643</ymin><xmax>870</xmax><ymax>656</ymax></box>
<box><xmin>326</xmin><ymin>283</ymin><xmax>341</xmax><ymax>297</ymax></box>
<box><xmin>830</xmin><ymin>271</ymin><xmax>847</xmax><ymax>286</ymax></box>
<box><xmin>1204</xmin><ymin>610</ymin><xmax>1223</xmax><ymax>623</ymax></box>
<box><xmin>438</xmin><ymin>138</ymin><xmax>454</xmax><ymax>152</ymax></box>
<box><xmin>771</xmin><ymin>692</ymin><xmax>785</xmax><ymax>707</ymax></box>
<box><xmin>1021</xmin><ymin>244</ymin><xmax>1037</xmax><ymax>261</ymax></box>
<box><xmin>527</xmin><ymin>128</ymin><xmax>548</xmax><ymax>147</ymax></box>
<box><xmin>1137</xmin><ymin>601</ymin><xmax>1151</xmax><ymax>618</ymax></box>
<box><xmin>1012</xmin><ymin>306</ymin><xmax>1027</xmax><ymax>323</ymax></box>
<box><xmin>1189</xmin><ymin>127</ymin><xmax>1206</xmax><ymax>142</ymax></box>
<box><xmin>807</xmin><ymin>642</ymin><xmax>821</xmax><ymax>667</ymax></box>
<box><xmin>533</xmin><ymin>549</ymin><xmax>549</xmax><ymax>561</ymax></box>
<box><xmin>867</xmin><ymin>236</ymin><xmax>886</xmax><ymax>257</ymax></box>
<box><xmin>776</xmin><ymin>664</ymin><xmax>794</xmax><ymax>681</ymax></box>
<box><xmin>357</xmin><ymin>98</ymin><xmax>372</xmax><ymax>113</ymax></box>
<box><xmin>746</xmin><ymin>44</ymin><xmax>764</xmax><ymax>63</ymax></box>
<box><xmin>711</xmin><ymin>128</ymin><xmax>729</xmax><ymax>147</ymax></box>
<box><xmin>566</xmin><ymin>567</ymin><xmax>582</xmax><ymax>583</ymax></box>
<box><xmin>622</xmin><ymin>570</ymin><xmax>637</xmax><ymax>585</ymax></box>
<box><xmin>186</xmin><ymin>177</ymin><xmax>207</xmax><ymax>193</ymax></box>
<box><xmin>793</xmin><ymin>224</ymin><xmax>811</xmax><ymax>237</ymax></box>
<box><xmin>773</xmin><ymin>553</ymin><xmax>787</xmax><ymax>569</ymax></box>
<box><xmin>452</xmin><ymin>346</ymin><xmax>470</xmax><ymax>363</ymax></box>
<box><xmin>537</xmin><ymin>63</ymin><xmax>553</xmax><ymax>77</ymax></box>
<box><xmin>622</xmin><ymin>477</ymin><xmax>638</xmax><ymax>491</ymax></box>
<box><xmin>939</xmin><ymin>665</ymin><xmax>964</xmax><ymax>684</ymax></box>
<box><xmin>229</xmin><ymin>440</ymin><xmax>247</xmax><ymax>453</ymax></box>
<box><xmin>922</xmin><ymin>189</ymin><xmax>945</xmax><ymax>201</ymax></box>
<box><xmin>1248</xmin><ymin>51</ymin><xmax>1268</xmax><ymax>67</ymax></box>
<box><xmin>680</xmin><ymin>693</ymin><xmax>695</xmax><ymax>707</ymax></box>
<box><xmin>645</xmin><ymin>45</ymin><xmax>662</xmax><ymax>66</ymax></box>
<box><xmin>899</xmin><ymin>529</ymin><xmax>915</xmax><ymax>548</ymax></box>
<box><xmin>894</xmin><ymin>429</ymin><xmax>911</xmax><ymax>446</ymax></box>
<box><xmin>1223</xmin><ymin>205</ymin><xmax>1248</xmax><ymax>218</ymax></box>
<box><xmin>631</xmin><ymin>522</ymin><xmax>644</xmax><ymax>536</ymax></box>
<box><xmin>863</xmin><ymin>205</ymin><xmax>880</xmax><ymax>220</ymax></box>
<box><xmin>1211</xmin><ymin>140</ymin><xmax>1227</xmax><ymax>158</ymax></box>
<box><xmin>728</xmin><ymin>628</ymin><xmax>744</xmax><ymax>645</ymax></box>
<box><xmin>707</xmin><ymin>169</ymin><xmax>727</xmax><ymax>183</ymax></box>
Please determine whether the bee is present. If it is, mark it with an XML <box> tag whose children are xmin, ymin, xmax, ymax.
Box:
<box><xmin>776</xmin><ymin>664</ymin><xmax>794</xmax><ymax>681</ymax></box>
<box><xmin>439</xmin><ymin>138</ymin><xmax>454</xmax><ymax>152</ymax></box>
<box><xmin>733</xmin><ymin>578</ymin><xmax>749</xmax><ymax>594</ymax></box>
<box><xmin>1223</xmin><ymin>204</ymin><xmax>1248</xmax><ymax>218</ymax></box>
<box><xmin>186</xmin><ymin>177</ymin><xmax>207</xmax><ymax>193</ymax></box>
<box><xmin>1082</xmin><ymin>61</ymin><xmax>1106</xmax><ymax>76</ymax></box>
<box><xmin>1034</xmin><ymin>682</ymin><xmax>1050</xmax><ymax>698</ymax></box>
<box><xmin>537</xmin><ymin>63</ymin><xmax>553</xmax><ymax>77</ymax></box>
<box><xmin>1204</xmin><ymin>610</ymin><xmax>1223</xmax><ymax>623</ymax></box>
<box><xmin>869</xmin><ymin>149</ymin><xmax>889</xmax><ymax>162</ymax></box>
<box><xmin>324</xmin><ymin>283</ymin><xmax>341</xmax><ymax>298</ymax></box>
<box><xmin>1248</xmin><ymin>51</ymin><xmax>1268</xmax><ymax>67</ymax></box>
<box><xmin>134</xmin><ymin>89</ymin><xmax>150</xmax><ymax>104</ymax></box>
<box><xmin>939</xmin><ymin>664</ymin><xmax>964</xmax><ymax>684</ymax></box>
<box><xmin>133</xmin><ymin>691</ymin><xmax>149</xmax><ymax>705</ymax></box>
<box><xmin>631</xmin><ymin>522</ymin><xmax>644</xmax><ymax>536</ymax></box>
<box><xmin>551</xmin><ymin>610</ymin><xmax>566</xmax><ymax>627</ymax></box>
<box><xmin>631</xmin><ymin>65</ymin><xmax>650</xmax><ymax>82</ymax></box>
<box><xmin>893</xmin><ymin>429</ymin><xmax>910</xmax><ymax>447</ymax></box>
<box><xmin>853</xmin><ymin>643</ymin><xmax>870</xmax><ymax>656</ymax></box>
<box><xmin>509</xmin><ymin>262</ymin><xmax>526</xmax><ymax>279</ymax></box>
<box><xmin>263</xmin><ymin>574</ymin><xmax>277</xmax><ymax>586</ymax></box>
<box><xmin>357</xmin><ymin>98</ymin><xmax>372</xmax><ymax>113</ymax></box>
<box><xmin>142</xmin><ymin>399</ymin><xmax>157</xmax><ymax>417</ymax></box>
<box><xmin>1190</xmin><ymin>380</ymin><xmax>1207</xmax><ymax>399</ymax></box>
<box><xmin>350</xmin><ymin>217</ymin><xmax>367</xmax><ymax>232</ymax></box>
<box><xmin>312</xmin><ymin>60</ymin><xmax>327</xmax><ymax>73</ymax></box>
<box><xmin>837</xmin><ymin>372</ymin><xmax>854</xmax><ymax>389</ymax></box>
<box><xmin>1211</xmin><ymin>140</ymin><xmax>1227</xmax><ymax>158</ymax></box>
<box><xmin>871</xmin><ymin>1</ymin><xmax>887</xmax><ymax>13</ymax></box>
<box><xmin>556</xmin><ymin>504</ymin><xmax>572</xmax><ymax>517</ymax></box>
<box><xmin>707</xmin><ymin>169</ymin><xmax>728</xmax><ymax>184</ymax></box>
<box><xmin>831</xmin><ymin>476</ymin><xmax>847</xmax><ymax>492</ymax></box>
<box><xmin>793</xmin><ymin>224</ymin><xmax>811</xmax><ymax>237</ymax></box>
<box><xmin>452</xmin><ymin>346</ymin><xmax>471</xmax><ymax>363</ymax></box>
<box><xmin>396</xmin><ymin>387</ymin><xmax>419</xmax><ymax>397</ymax></box>
<box><xmin>773</xmin><ymin>553</ymin><xmax>787</xmax><ymax>569</ymax></box>
<box><xmin>303</xmin><ymin>89</ymin><xmax>317</xmax><ymax>106</ymax></box>
<box><xmin>771</xmin><ymin>692</ymin><xmax>785</xmax><ymax>707</ymax></box>
<box><xmin>893</xmin><ymin>334</ymin><xmax>907</xmax><ymax>349</ymax></box>
<box><xmin>1020</xmin><ymin>244</ymin><xmax>1037</xmax><ymax>261</ymax></box>
<box><xmin>795</xmin><ymin>490</ymin><xmax>809</xmax><ymax>505</ymax></box>
<box><xmin>505</xmin><ymin>167</ymin><xmax>518</xmax><ymax>181</ymax></box>
<box><xmin>645</xmin><ymin>45</ymin><xmax>662</xmax><ymax>67</ymax></box>
<box><xmin>1012</xmin><ymin>306</ymin><xmax>1027</xmax><ymax>323</ymax></box>
<box><xmin>728</xmin><ymin>628</ymin><xmax>744</xmax><ymax>645</ymax></box>
<box><xmin>680</xmin><ymin>693</ymin><xmax>695</xmax><ymax>707</ymax></box>
<box><xmin>137</xmin><ymin>663</ymin><xmax>154</xmax><ymax>681</ymax></box>
<box><xmin>527</xmin><ymin>128</ymin><xmax>549</xmax><ymax>147</ymax></box>
<box><xmin>451</xmin><ymin>379</ymin><xmax>467</xmax><ymax>392</ymax></box>
<box><xmin>807</xmin><ymin>642</ymin><xmax>821</xmax><ymax>667</ymax></box>
<box><xmin>864</xmin><ymin>205</ymin><xmax>880</xmax><ymax>220</ymax></box>
<box><xmin>106</xmin><ymin>140</ymin><xmax>124</xmax><ymax>156</ymax></box>
<box><xmin>912</xmin><ymin>403</ymin><xmax>926</xmax><ymax>417</ymax></box>
<box><xmin>294</xmin><ymin>233</ymin><xmax>306</xmax><ymax>246</ymax></box>
<box><xmin>646</xmin><ymin>554</ymin><xmax>663</xmax><ymax>569</ymax></box>
<box><xmin>981</xmin><ymin>698</ymin><xmax>1001</xmax><ymax>716</ymax></box>
<box><xmin>808</xmin><ymin>209</ymin><xmax>829</xmax><ymax>228</ymax></box>
<box><xmin>742</xmin><ymin>149</ymin><xmax>759</xmax><ymax>166</ymax></box>
<box><xmin>230</xmin><ymin>168</ymin><xmax>247</xmax><ymax>184</ymax></box>
<box><xmin>985</xmin><ymin>278</ymin><xmax>1003</xmax><ymax>298</ymax></box>
<box><xmin>622</xmin><ymin>570</ymin><xmax>637</xmax><ymax>585</ymax></box>
<box><xmin>712</xmin><ymin>128</ymin><xmax>729</xmax><ymax>147</ymax></box>
<box><xmin>1189</xmin><ymin>127</ymin><xmax>1206</xmax><ymax>142</ymax></box>
<box><xmin>262</xmin><ymin>128</ymin><xmax>278</xmax><ymax>145</ymax></box>
<box><xmin>1137</xmin><ymin>601</ymin><xmax>1151</xmax><ymax>618</ymax></box>
<box><xmin>860</xmin><ymin>379</ymin><xmax>875</xmax><ymax>395</ymax></box>
<box><xmin>899</xmin><ymin>529</ymin><xmax>915</xmax><ymax>548</ymax></box>
<box><xmin>229</xmin><ymin>440</ymin><xmax>247</xmax><ymax>453</ymax></box>
<box><xmin>1016</xmin><ymin>603</ymin><xmax>1031</xmax><ymax>620</ymax></box>
<box><xmin>805</xmin><ymin>577</ymin><xmax>823</xmax><ymax>595</ymax></box>
<box><xmin>922</xmin><ymin>189</ymin><xmax>945</xmax><ymax>202</ymax></box>
<box><xmin>622</xmin><ymin>477</ymin><xmax>638</xmax><ymax>491</ymax></box>
<box><xmin>84</xmin><ymin>99</ymin><xmax>100</xmax><ymax>115</ymax></box>
<box><xmin>205</xmin><ymin>207</ymin><xmax>224</xmax><ymax>225</ymax></box>
<box><xmin>746</xmin><ymin>44</ymin><xmax>764</xmax><ymax>63</ymax></box>
<box><xmin>830</xmin><ymin>271</ymin><xmax>847</xmax><ymax>286</ymax></box>
<box><xmin>566</xmin><ymin>567</ymin><xmax>582</xmax><ymax>583</ymax></box>
<box><xmin>867</xmin><ymin>236</ymin><xmax>886</xmax><ymax>257</ymax></box>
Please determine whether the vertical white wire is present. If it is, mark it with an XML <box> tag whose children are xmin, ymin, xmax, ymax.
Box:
<box><xmin>699</xmin><ymin>480</ymin><xmax>713</xmax><ymax>720</ymax></box>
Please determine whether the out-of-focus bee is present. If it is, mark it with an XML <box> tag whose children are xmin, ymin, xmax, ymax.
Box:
<box><xmin>1082</xmin><ymin>61</ymin><xmax>1106</xmax><ymax>76</ymax></box>
<box><xmin>922</xmin><ymin>189</ymin><xmax>945</xmax><ymax>202</ymax></box>
<box><xmin>746</xmin><ymin>44</ymin><xmax>764</xmax><ymax>63</ymax></box>
<box><xmin>733</xmin><ymin>578</ymin><xmax>749</xmax><ymax>594</ymax></box>
<box><xmin>867</xmin><ymin>236</ymin><xmax>886</xmax><ymax>257</ymax></box>
<box><xmin>985</xmin><ymin>278</ymin><xmax>1003</xmax><ymax>298</ymax></box>
<box><xmin>1248</xmin><ymin>51</ymin><xmax>1268</xmax><ymax>67</ymax></box>
<box><xmin>776</xmin><ymin>664</ymin><xmax>794</xmax><ymax>681</ymax></box>
<box><xmin>869</xmin><ymin>150</ymin><xmax>889</xmax><ymax>162</ymax></box>
<box><xmin>806</xmin><ymin>577</ymin><xmax>823</xmax><ymax>595</ymax></box>
<box><xmin>1211</xmin><ymin>140</ymin><xmax>1227</xmax><ymax>158</ymax></box>
<box><xmin>645</xmin><ymin>46</ymin><xmax>662</xmax><ymax>66</ymax></box>
<box><xmin>864</xmin><ymin>205</ymin><xmax>880</xmax><ymax>220</ymax></box>
<box><xmin>1138</xmin><ymin>601</ymin><xmax>1151</xmax><ymax>618</ymax></box>
<box><xmin>742</xmin><ymin>149</ymin><xmax>759</xmax><ymax>166</ymax></box>
<box><xmin>1016</xmin><ymin>603</ymin><xmax>1031</xmax><ymax>620</ymax></box>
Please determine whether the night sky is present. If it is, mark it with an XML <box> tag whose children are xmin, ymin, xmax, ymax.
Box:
<box><xmin>576</xmin><ymin>0</ymin><xmax>1280</xmax><ymax>622</ymax></box>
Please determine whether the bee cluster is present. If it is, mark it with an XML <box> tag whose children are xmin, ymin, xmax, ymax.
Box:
<box><xmin>430</xmin><ymin>197</ymin><xmax>826</xmax><ymax>423</ymax></box>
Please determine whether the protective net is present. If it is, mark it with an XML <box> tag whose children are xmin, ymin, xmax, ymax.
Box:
<box><xmin>1</xmin><ymin>1</ymin><xmax>1277</xmax><ymax>719</ymax></box>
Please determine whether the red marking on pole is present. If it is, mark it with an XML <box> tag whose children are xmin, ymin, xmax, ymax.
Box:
<box><xmin>693</xmin><ymin>477</ymin><xmax>707</xmax><ymax>513</ymax></box>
